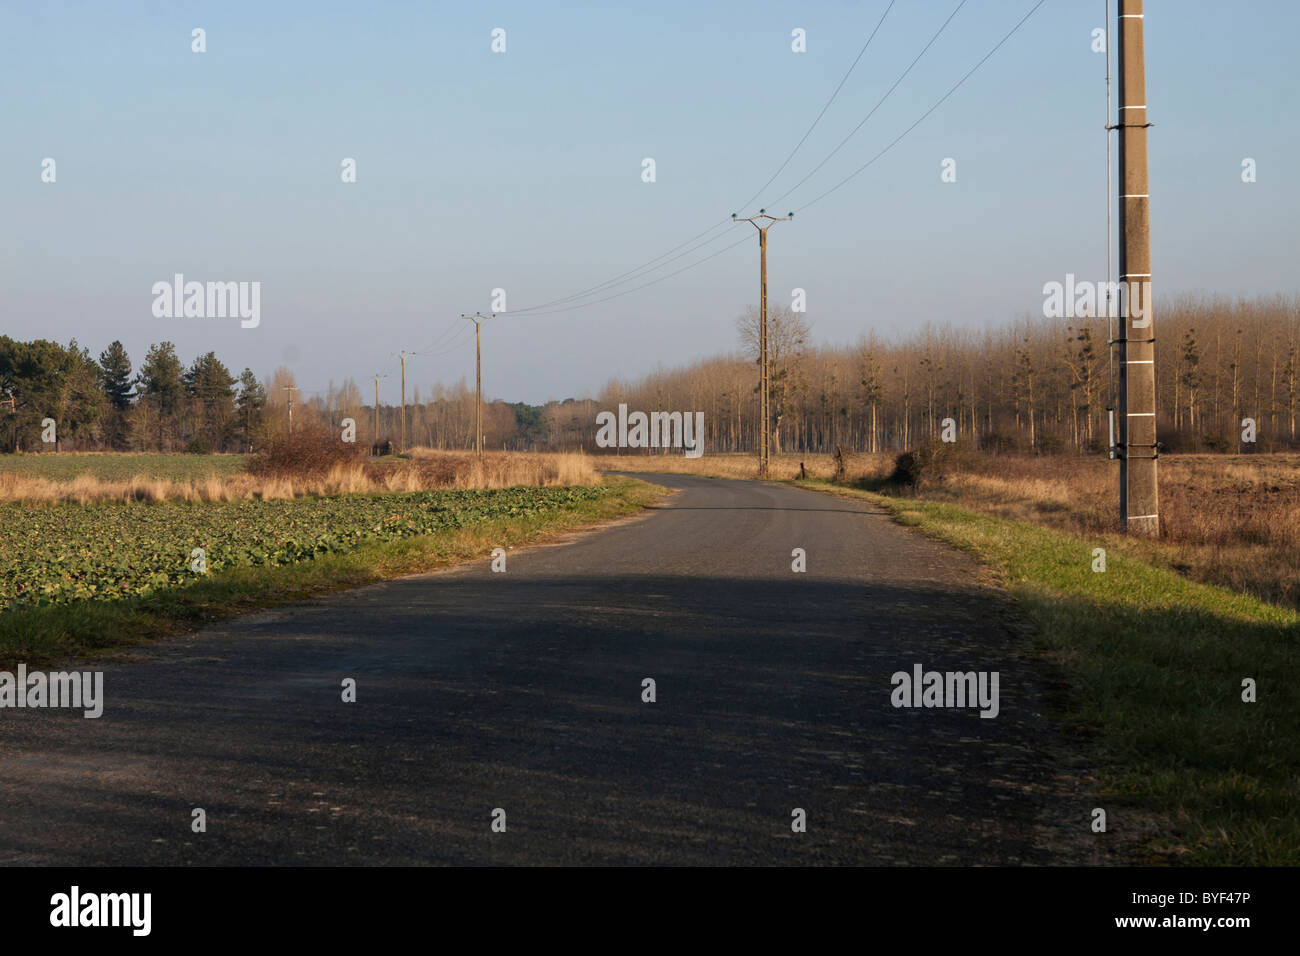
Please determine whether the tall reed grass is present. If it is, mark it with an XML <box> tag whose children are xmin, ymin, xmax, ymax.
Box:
<box><xmin>0</xmin><ymin>450</ymin><xmax>597</xmax><ymax>504</ymax></box>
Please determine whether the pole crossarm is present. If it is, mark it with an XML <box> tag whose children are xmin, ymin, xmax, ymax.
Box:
<box><xmin>731</xmin><ymin>213</ymin><xmax>793</xmax><ymax>228</ymax></box>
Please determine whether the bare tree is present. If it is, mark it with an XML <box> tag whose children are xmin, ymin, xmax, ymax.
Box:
<box><xmin>736</xmin><ymin>304</ymin><xmax>810</xmax><ymax>455</ymax></box>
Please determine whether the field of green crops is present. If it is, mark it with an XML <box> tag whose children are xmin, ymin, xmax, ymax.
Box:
<box><xmin>1</xmin><ymin>486</ymin><xmax>614</xmax><ymax>609</ymax></box>
<box><xmin>0</xmin><ymin>453</ymin><xmax>248</xmax><ymax>483</ymax></box>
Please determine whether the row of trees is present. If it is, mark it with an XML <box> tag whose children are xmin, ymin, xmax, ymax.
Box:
<box><xmin>0</xmin><ymin>337</ymin><xmax>266</xmax><ymax>452</ymax></box>
<box><xmin>0</xmin><ymin>337</ymin><xmax>570</xmax><ymax>454</ymax></box>
<box><xmin>581</xmin><ymin>293</ymin><xmax>1300</xmax><ymax>456</ymax></box>
<box><xmin>6</xmin><ymin>292</ymin><xmax>1297</xmax><ymax>456</ymax></box>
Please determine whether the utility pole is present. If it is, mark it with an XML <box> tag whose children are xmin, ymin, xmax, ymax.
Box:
<box><xmin>3</xmin><ymin>389</ymin><xmax>15</xmax><ymax>453</ymax></box>
<box><xmin>1105</xmin><ymin>0</ymin><xmax>1115</xmax><ymax>461</ymax></box>
<box><xmin>283</xmin><ymin>386</ymin><xmax>298</xmax><ymax>436</ymax></box>
<box><xmin>733</xmin><ymin>209</ymin><xmax>793</xmax><ymax>478</ymax></box>
<box><xmin>1116</xmin><ymin>0</ymin><xmax>1158</xmax><ymax>534</ymax></box>
<box><xmin>392</xmin><ymin>352</ymin><xmax>412</xmax><ymax>452</ymax></box>
<box><xmin>462</xmin><ymin>313</ymin><xmax>494</xmax><ymax>457</ymax></box>
<box><xmin>372</xmin><ymin>373</ymin><xmax>387</xmax><ymax>449</ymax></box>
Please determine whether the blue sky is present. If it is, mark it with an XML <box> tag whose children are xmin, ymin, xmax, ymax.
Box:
<box><xmin>3</xmin><ymin>1</ymin><xmax>1297</xmax><ymax>404</ymax></box>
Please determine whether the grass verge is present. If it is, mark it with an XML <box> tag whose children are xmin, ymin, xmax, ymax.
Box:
<box><xmin>799</xmin><ymin>478</ymin><xmax>1300</xmax><ymax>866</ymax></box>
<box><xmin>0</xmin><ymin>476</ymin><xmax>666</xmax><ymax>669</ymax></box>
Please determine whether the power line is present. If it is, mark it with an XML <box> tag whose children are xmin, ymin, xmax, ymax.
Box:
<box><xmin>511</xmin><ymin>5</ymin><xmax>904</xmax><ymax>318</ymax></box>
<box><xmin>791</xmin><ymin>0</ymin><xmax>1049</xmax><ymax>215</ymax></box>
<box><xmin>413</xmin><ymin>322</ymin><xmax>472</xmax><ymax>357</ymax></box>
<box><xmin>508</xmin><ymin>218</ymin><xmax>736</xmax><ymax>315</ymax></box>
<box><xmin>766</xmin><ymin>0</ymin><xmax>969</xmax><ymax>210</ymax></box>
<box><xmin>507</xmin><ymin>233</ymin><xmax>754</xmax><ymax>317</ymax></box>
<box><xmin>411</xmin><ymin>314</ymin><xmax>463</xmax><ymax>354</ymax></box>
<box><xmin>738</xmin><ymin>0</ymin><xmax>897</xmax><ymax>213</ymax></box>
<box><xmin>363</xmin><ymin>0</ymin><xmax>1042</xmax><ymax>353</ymax></box>
<box><xmin>510</xmin><ymin>223</ymin><xmax>746</xmax><ymax>317</ymax></box>
<box><xmin>368</xmin><ymin>315</ymin><xmax>472</xmax><ymax>390</ymax></box>
<box><xmin>516</xmin><ymin>2</ymin><xmax>1040</xmax><ymax>319</ymax></box>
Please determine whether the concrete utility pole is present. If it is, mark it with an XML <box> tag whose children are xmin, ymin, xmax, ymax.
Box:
<box><xmin>283</xmin><ymin>386</ymin><xmax>298</xmax><ymax>436</ymax></box>
<box><xmin>1116</xmin><ymin>0</ymin><xmax>1158</xmax><ymax>534</ymax></box>
<box><xmin>733</xmin><ymin>209</ymin><xmax>793</xmax><ymax>478</ymax></box>
<box><xmin>1105</xmin><ymin>0</ymin><xmax>1115</xmax><ymax>460</ymax></box>
<box><xmin>372</xmin><ymin>373</ymin><xmax>387</xmax><ymax>448</ymax></box>
<box><xmin>462</xmin><ymin>313</ymin><xmax>494</xmax><ymax>458</ymax></box>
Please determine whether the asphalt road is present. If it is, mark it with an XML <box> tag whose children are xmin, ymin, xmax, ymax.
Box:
<box><xmin>0</xmin><ymin>475</ymin><xmax>1097</xmax><ymax>865</ymax></box>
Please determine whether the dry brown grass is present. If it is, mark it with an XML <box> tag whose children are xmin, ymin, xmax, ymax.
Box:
<box><xmin>388</xmin><ymin>448</ymin><xmax>596</xmax><ymax>489</ymax></box>
<box><xmin>880</xmin><ymin>452</ymin><xmax>1300</xmax><ymax>611</ymax></box>
<box><xmin>594</xmin><ymin>451</ymin><xmax>889</xmax><ymax>481</ymax></box>
<box><xmin>0</xmin><ymin>451</ymin><xmax>597</xmax><ymax>504</ymax></box>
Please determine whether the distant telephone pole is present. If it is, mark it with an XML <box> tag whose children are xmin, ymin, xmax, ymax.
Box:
<box><xmin>3</xmin><ymin>389</ymin><xmax>15</xmax><ymax>453</ymax></box>
<box><xmin>283</xmin><ymin>386</ymin><xmax>299</xmax><ymax>436</ymax></box>
<box><xmin>392</xmin><ymin>352</ymin><xmax>412</xmax><ymax>451</ymax></box>
<box><xmin>372</xmin><ymin>373</ymin><xmax>387</xmax><ymax>448</ymax></box>
<box><xmin>733</xmin><ymin>210</ymin><xmax>793</xmax><ymax>478</ymax></box>
<box><xmin>461</xmin><ymin>313</ymin><xmax>494</xmax><ymax>457</ymax></box>
<box><xmin>1116</xmin><ymin>0</ymin><xmax>1158</xmax><ymax>534</ymax></box>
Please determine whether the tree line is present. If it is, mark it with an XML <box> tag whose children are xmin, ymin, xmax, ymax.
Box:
<box><xmin>584</xmin><ymin>293</ymin><xmax>1300</xmax><ymax>456</ymax></box>
<box><xmin>0</xmin><ymin>338</ymin><xmax>265</xmax><ymax>453</ymax></box>
<box><xmin>0</xmin><ymin>338</ymin><xmax>555</xmax><ymax>454</ymax></box>
<box><xmin>5</xmin><ymin>291</ymin><xmax>1297</xmax><ymax>456</ymax></box>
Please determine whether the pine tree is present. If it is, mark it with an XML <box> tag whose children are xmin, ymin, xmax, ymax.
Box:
<box><xmin>136</xmin><ymin>342</ymin><xmax>184</xmax><ymax>450</ymax></box>
<box><xmin>236</xmin><ymin>368</ymin><xmax>267</xmax><ymax>452</ymax></box>
<box><xmin>98</xmin><ymin>341</ymin><xmax>133</xmax><ymax>408</ymax></box>
<box><xmin>98</xmin><ymin>340</ymin><xmax>134</xmax><ymax>449</ymax></box>
<box><xmin>183</xmin><ymin>352</ymin><xmax>237</xmax><ymax>451</ymax></box>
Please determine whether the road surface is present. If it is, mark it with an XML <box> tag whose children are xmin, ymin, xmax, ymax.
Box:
<box><xmin>0</xmin><ymin>474</ymin><xmax>1097</xmax><ymax>865</ymax></box>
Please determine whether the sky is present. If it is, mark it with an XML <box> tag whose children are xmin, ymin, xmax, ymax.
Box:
<box><xmin>2</xmin><ymin>1</ymin><xmax>1297</xmax><ymax>405</ymax></box>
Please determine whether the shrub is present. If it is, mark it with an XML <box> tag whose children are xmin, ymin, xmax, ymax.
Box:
<box><xmin>885</xmin><ymin>439</ymin><xmax>959</xmax><ymax>492</ymax></box>
<box><xmin>247</xmin><ymin>419</ymin><xmax>366</xmax><ymax>480</ymax></box>
<box><xmin>1036</xmin><ymin>434</ymin><xmax>1066</xmax><ymax>455</ymax></box>
<box><xmin>887</xmin><ymin>450</ymin><xmax>922</xmax><ymax>490</ymax></box>
<box><xmin>979</xmin><ymin>429</ymin><xmax>1021</xmax><ymax>455</ymax></box>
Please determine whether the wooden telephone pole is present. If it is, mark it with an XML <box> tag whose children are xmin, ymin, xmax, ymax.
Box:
<box><xmin>283</xmin><ymin>386</ymin><xmax>298</xmax><ymax>436</ymax></box>
<box><xmin>462</xmin><ymin>313</ymin><xmax>493</xmax><ymax>457</ymax></box>
<box><xmin>733</xmin><ymin>209</ymin><xmax>793</xmax><ymax>478</ymax></box>
<box><xmin>1116</xmin><ymin>0</ymin><xmax>1158</xmax><ymax>534</ymax></box>
<box><xmin>392</xmin><ymin>352</ymin><xmax>412</xmax><ymax>451</ymax></box>
<box><xmin>372</xmin><ymin>373</ymin><xmax>387</xmax><ymax>448</ymax></box>
<box><xmin>3</xmin><ymin>389</ymin><xmax>15</xmax><ymax>453</ymax></box>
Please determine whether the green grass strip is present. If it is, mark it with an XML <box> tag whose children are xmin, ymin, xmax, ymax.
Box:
<box><xmin>800</xmin><ymin>478</ymin><xmax>1300</xmax><ymax>866</ymax></box>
